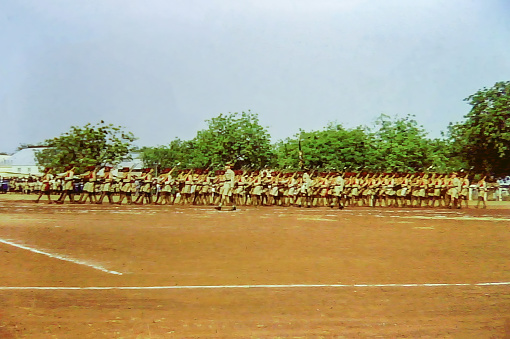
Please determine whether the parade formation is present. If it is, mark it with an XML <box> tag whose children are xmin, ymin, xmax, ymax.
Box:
<box><xmin>10</xmin><ymin>164</ymin><xmax>495</xmax><ymax>210</ymax></box>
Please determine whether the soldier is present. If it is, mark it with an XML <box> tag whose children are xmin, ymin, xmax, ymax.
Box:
<box><xmin>233</xmin><ymin>170</ymin><xmax>247</xmax><ymax>206</ymax></box>
<box><xmin>179</xmin><ymin>169</ymin><xmax>194</xmax><ymax>205</ymax></box>
<box><xmin>116</xmin><ymin>167</ymin><xmax>135</xmax><ymax>205</ymax></box>
<box><xmin>382</xmin><ymin>173</ymin><xmax>396</xmax><ymax>207</ymax></box>
<box><xmin>475</xmin><ymin>176</ymin><xmax>487</xmax><ymax>209</ymax></box>
<box><xmin>134</xmin><ymin>168</ymin><xmax>154</xmax><ymax>204</ymax></box>
<box><xmin>55</xmin><ymin>165</ymin><xmax>76</xmax><ymax>204</ymax></box>
<box><xmin>349</xmin><ymin>173</ymin><xmax>362</xmax><ymax>207</ymax></box>
<box><xmin>298</xmin><ymin>170</ymin><xmax>313</xmax><ymax>208</ymax></box>
<box><xmin>195</xmin><ymin>170</ymin><xmax>212</xmax><ymax>205</ymax></box>
<box><xmin>429</xmin><ymin>174</ymin><xmax>442</xmax><ymax>208</ymax></box>
<box><xmin>425</xmin><ymin>173</ymin><xmax>436</xmax><ymax>208</ymax></box>
<box><xmin>190</xmin><ymin>169</ymin><xmax>202</xmax><ymax>205</ymax></box>
<box><xmin>371</xmin><ymin>174</ymin><xmax>384</xmax><ymax>207</ymax></box>
<box><xmin>447</xmin><ymin>172</ymin><xmax>462</xmax><ymax>209</ymax></box>
<box><xmin>330</xmin><ymin>172</ymin><xmax>345</xmax><ymax>209</ymax></box>
<box><xmin>96</xmin><ymin>166</ymin><xmax>115</xmax><ymax>204</ymax></box>
<box><xmin>35</xmin><ymin>168</ymin><xmax>54</xmax><ymax>203</ymax></box>
<box><xmin>210</xmin><ymin>170</ymin><xmax>223</xmax><ymax>206</ymax></box>
<box><xmin>415</xmin><ymin>173</ymin><xmax>428</xmax><ymax>208</ymax></box>
<box><xmin>216</xmin><ymin>163</ymin><xmax>236</xmax><ymax>211</ymax></box>
<box><xmin>77</xmin><ymin>166</ymin><xmax>97</xmax><ymax>203</ymax></box>
<box><xmin>459</xmin><ymin>173</ymin><xmax>470</xmax><ymax>208</ymax></box>
<box><xmin>154</xmin><ymin>168</ymin><xmax>173</xmax><ymax>205</ymax></box>
<box><xmin>285</xmin><ymin>172</ymin><xmax>299</xmax><ymax>207</ymax></box>
<box><xmin>248</xmin><ymin>171</ymin><xmax>263</xmax><ymax>206</ymax></box>
<box><xmin>403</xmin><ymin>174</ymin><xmax>414</xmax><ymax>207</ymax></box>
<box><xmin>260</xmin><ymin>170</ymin><xmax>273</xmax><ymax>206</ymax></box>
<box><xmin>317</xmin><ymin>172</ymin><xmax>332</xmax><ymax>207</ymax></box>
<box><xmin>359</xmin><ymin>173</ymin><xmax>371</xmax><ymax>207</ymax></box>
<box><xmin>268</xmin><ymin>171</ymin><xmax>283</xmax><ymax>206</ymax></box>
<box><xmin>280</xmin><ymin>172</ymin><xmax>294</xmax><ymax>207</ymax></box>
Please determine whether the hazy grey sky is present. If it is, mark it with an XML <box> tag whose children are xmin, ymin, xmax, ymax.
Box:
<box><xmin>2</xmin><ymin>0</ymin><xmax>510</xmax><ymax>153</ymax></box>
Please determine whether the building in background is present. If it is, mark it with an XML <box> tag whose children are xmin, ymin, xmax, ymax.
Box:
<box><xmin>0</xmin><ymin>147</ymin><xmax>46</xmax><ymax>177</ymax></box>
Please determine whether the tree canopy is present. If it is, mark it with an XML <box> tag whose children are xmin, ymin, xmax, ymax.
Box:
<box><xmin>139</xmin><ymin>138</ymin><xmax>191</xmax><ymax>170</ymax></box>
<box><xmin>35</xmin><ymin>121</ymin><xmax>137</xmax><ymax>173</ymax></box>
<box><xmin>274</xmin><ymin>114</ymin><xmax>462</xmax><ymax>173</ymax></box>
<box><xmin>191</xmin><ymin>111</ymin><xmax>274</xmax><ymax>169</ymax></box>
<box><xmin>274</xmin><ymin>124</ymin><xmax>373</xmax><ymax>171</ymax></box>
<box><xmin>141</xmin><ymin>111</ymin><xmax>275</xmax><ymax>171</ymax></box>
<box><xmin>449</xmin><ymin>81</ymin><xmax>510</xmax><ymax>176</ymax></box>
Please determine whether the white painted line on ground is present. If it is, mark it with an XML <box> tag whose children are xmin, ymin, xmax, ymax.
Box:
<box><xmin>0</xmin><ymin>238</ymin><xmax>123</xmax><ymax>275</ymax></box>
<box><xmin>0</xmin><ymin>282</ymin><xmax>509</xmax><ymax>290</ymax></box>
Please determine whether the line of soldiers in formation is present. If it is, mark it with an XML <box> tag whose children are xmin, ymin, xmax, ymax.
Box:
<box><xmin>32</xmin><ymin>164</ymin><xmax>493</xmax><ymax>209</ymax></box>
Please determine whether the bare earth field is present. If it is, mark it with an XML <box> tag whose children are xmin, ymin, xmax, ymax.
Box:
<box><xmin>0</xmin><ymin>194</ymin><xmax>509</xmax><ymax>338</ymax></box>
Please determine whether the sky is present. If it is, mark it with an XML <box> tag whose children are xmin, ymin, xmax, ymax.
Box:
<box><xmin>1</xmin><ymin>0</ymin><xmax>510</xmax><ymax>153</ymax></box>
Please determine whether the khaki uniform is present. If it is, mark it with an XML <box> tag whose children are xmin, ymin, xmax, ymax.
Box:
<box><xmin>221</xmin><ymin>168</ymin><xmax>235</xmax><ymax>197</ymax></box>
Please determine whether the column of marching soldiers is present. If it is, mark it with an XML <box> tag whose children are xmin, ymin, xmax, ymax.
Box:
<box><xmin>32</xmin><ymin>164</ymin><xmax>492</xmax><ymax>209</ymax></box>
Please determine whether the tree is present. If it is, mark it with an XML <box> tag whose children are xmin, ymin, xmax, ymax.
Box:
<box><xmin>450</xmin><ymin>81</ymin><xmax>510</xmax><ymax>176</ymax></box>
<box><xmin>139</xmin><ymin>138</ymin><xmax>190</xmax><ymax>170</ymax></box>
<box><xmin>35</xmin><ymin>121</ymin><xmax>137</xmax><ymax>173</ymax></box>
<box><xmin>274</xmin><ymin>124</ymin><xmax>374</xmax><ymax>171</ymax></box>
<box><xmin>274</xmin><ymin>114</ymin><xmax>465</xmax><ymax>173</ymax></box>
<box><xmin>370</xmin><ymin>114</ymin><xmax>434</xmax><ymax>172</ymax></box>
<box><xmin>424</xmin><ymin>137</ymin><xmax>467</xmax><ymax>174</ymax></box>
<box><xmin>188</xmin><ymin>111</ymin><xmax>275</xmax><ymax>169</ymax></box>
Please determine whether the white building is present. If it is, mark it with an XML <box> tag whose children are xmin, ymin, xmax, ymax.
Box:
<box><xmin>0</xmin><ymin>147</ymin><xmax>45</xmax><ymax>177</ymax></box>
<box><xmin>0</xmin><ymin>148</ymin><xmax>145</xmax><ymax>177</ymax></box>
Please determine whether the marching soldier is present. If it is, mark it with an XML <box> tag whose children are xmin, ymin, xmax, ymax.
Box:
<box><xmin>475</xmin><ymin>176</ymin><xmax>487</xmax><ymax>209</ymax></box>
<box><xmin>216</xmin><ymin>163</ymin><xmax>236</xmax><ymax>211</ymax></box>
<box><xmin>96</xmin><ymin>166</ymin><xmax>115</xmax><ymax>204</ymax></box>
<box><xmin>247</xmin><ymin>171</ymin><xmax>262</xmax><ymax>206</ymax></box>
<box><xmin>285</xmin><ymin>172</ymin><xmax>299</xmax><ymax>207</ymax></box>
<box><xmin>55</xmin><ymin>165</ymin><xmax>76</xmax><ymax>204</ymax></box>
<box><xmin>447</xmin><ymin>172</ymin><xmax>462</xmax><ymax>209</ymax></box>
<box><xmin>298</xmin><ymin>170</ymin><xmax>313</xmax><ymax>208</ymax></box>
<box><xmin>268</xmin><ymin>171</ymin><xmax>282</xmax><ymax>206</ymax></box>
<box><xmin>134</xmin><ymin>168</ymin><xmax>154</xmax><ymax>204</ymax></box>
<box><xmin>179</xmin><ymin>169</ymin><xmax>194</xmax><ymax>205</ymax></box>
<box><xmin>77</xmin><ymin>166</ymin><xmax>97</xmax><ymax>204</ymax></box>
<box><xmin>459</xmin><ymin>173</ymin><xmax>470</xmax><ymax>208</ymax></box>
<box><xmin>154</xmin><ymin>168</ymin><xmax>172</xmax><ymax>205</ymax></box>
<box><xmin>383</xmin><ymin>173</ymin><xmax>396</xmax><ymax>207</ymax></box>
<box><xmin>35</xmin><ymin>168</ymin><xmax>54</xmax><ymax>203</ymax></box>
<box><xmin>330</xmin><ymin>172</ymin><xmax>345</xmax><ymax>209</ymax></box>
<box><xmin>117</xmin><ymin>167</ymin><xmax>135</xmax><ymax>205</ymax></box>
<box><xmin>233</xmin><ymin>170</ymin><xmax>247</xmax><ymax>206</ymax></box>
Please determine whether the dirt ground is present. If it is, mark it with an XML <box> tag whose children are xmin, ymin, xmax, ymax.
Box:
<box><xmin>0</xmin><ymin>195</ymin><xmax>509</xmax><ymax>338</ymax></box>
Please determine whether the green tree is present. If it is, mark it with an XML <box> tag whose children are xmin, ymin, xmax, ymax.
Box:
<box><xmin>274</xmin><ymin>124</ymin><xmax>374</xmax><ymax>171</ymax></box>
<box><xmin>140</xmin><ymin>138</ymin><xmax>190</xmax><ymax>170</ymax></box>
<box><xmin>275</xmin><ymin>115</ymin><xmax>459</xmax><ymax>174</ymax></box>
<box><xmin>425</xmin><ymin>137</ymin><xmax>467</xmax><ymax>174</ymax></box>
<box><xmin>450</xmin><ymin>81</ymin><xmax>510</xmax><ymax>176</ymax></box>
<box><xmin>35</xmin><ymin>121</ymin><xmax>137</xmax><ymax>173</ymax></box>
<box><xmin>370</xmin><ymin>114</ymin><xmax>434</xmax><ymax>172</ymax></box>
<box><xmin>188</xmin><ymin>111</ymin><xmax>275</xmax><ymax>169</ymax></box>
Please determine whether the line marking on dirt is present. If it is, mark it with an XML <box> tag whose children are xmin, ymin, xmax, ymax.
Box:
<box><xmin>0</xmin><ymin>238</ymin><xmax>123</xmax><ymax>275</ymax></box>
<box><xmin>0</xmin><ymin>282</ymin><xmax>509</xmax><ymax>290</ymax></box>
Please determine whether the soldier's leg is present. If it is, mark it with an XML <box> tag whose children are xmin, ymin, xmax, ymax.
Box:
<box><xmin>134</xmin><ymin>191</ymin><xmax>143</xmax><ymax>204</ymax></box>
<box><xmin>35</xmin><ymin>191</ymin><xmax>44</xmax><ymax>203</ymax></box>
<box><xmin>96</xmin><ymin>192</ymin><xmax>106</xmax><ymax>204</ymax></box>
<box><xmin>124</xmin><ymin>192</ymin><xmax>132</xmax><ymax>204</ymax></box>
<box><xmin>76</xmin><ymin>192</ymin><xmax>85</xmax><ymax>203</ymax></box>
<box><xmin>56</xmin><ymin>190</ymin><xmax>66</xmax><ymax>203</ymax></box>
<box><xmin>69</xmin><ymin>189</ymin><xmax>76</xmax><ymax>203</ymax></box>
<box><xmin>117</xmin><ymin>192</ymin><xmax>126</xmax><ymax>205</ymax></box>
<box><xmin>462</xmin><ymin>195</ymin><xmax>469</xmax><ymax>208</ymax></box>
<box><xmin>306</xmin><ymin>193</ymin><xmax>312</xmax><ymax>208</ymax></box>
